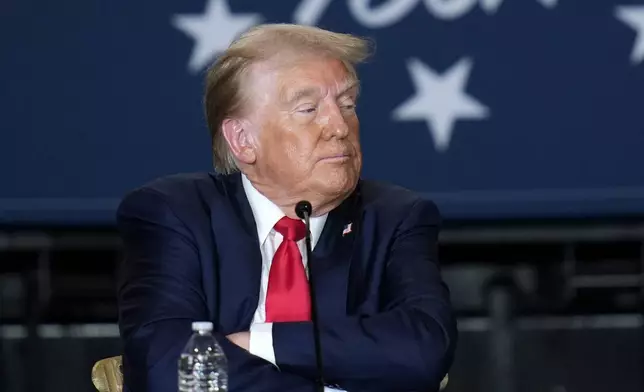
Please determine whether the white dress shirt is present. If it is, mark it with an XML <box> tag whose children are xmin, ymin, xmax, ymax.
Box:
<box><xmin>242</xmin><ymin>175</ymin><xmax>343</xmax><ymax>391</ymax></box>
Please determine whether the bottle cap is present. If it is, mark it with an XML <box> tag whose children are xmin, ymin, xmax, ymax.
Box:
<box><xmin>192</xmin><ymin>321</ymin><xmax>214</xmax><ymax>332</ymax></box>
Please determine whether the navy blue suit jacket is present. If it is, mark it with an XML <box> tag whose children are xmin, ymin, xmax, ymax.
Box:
<box><xmin>117</xmin><ymin>172</ymin><xmax>456</xmax><ymax>392</ymax></box>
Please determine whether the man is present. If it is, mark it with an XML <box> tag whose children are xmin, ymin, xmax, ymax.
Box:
<box><xmin>117</xmin><ymin>24</ymin><xmax>456</xmax><ymax>392</ymax></box>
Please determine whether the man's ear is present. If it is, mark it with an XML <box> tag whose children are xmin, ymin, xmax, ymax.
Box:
<box><xmin>221</xmin><ymin>118</ymin><xmax>257</xmax><ymax>165</ymax></box>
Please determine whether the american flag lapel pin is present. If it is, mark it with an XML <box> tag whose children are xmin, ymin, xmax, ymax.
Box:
<box><xmin>342</xmin><ymin>222</ymin><xmax>353</xmax><ymax>236</ymax></box>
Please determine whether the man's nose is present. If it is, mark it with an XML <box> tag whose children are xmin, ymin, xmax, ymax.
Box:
<box><xmin>321</xmin><ymin>103</ymin><xmax>350</xmax><ymax>139</ymax></box>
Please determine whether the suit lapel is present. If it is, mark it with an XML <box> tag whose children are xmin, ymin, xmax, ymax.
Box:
<box><xmin>311</xmin><ymin>183</ymin><xmax>363</xmax><ymax>320</ymax></box>
<box><xmin>210</xmin><ymin>173</ymin><xmax>262</xmax><ymax>333</ymax></box>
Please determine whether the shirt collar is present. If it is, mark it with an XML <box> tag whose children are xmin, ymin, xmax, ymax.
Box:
<box><xmin>241</xmin><ymin>174</ymin><xmax>328</xmax><ymax>248</ymax></box>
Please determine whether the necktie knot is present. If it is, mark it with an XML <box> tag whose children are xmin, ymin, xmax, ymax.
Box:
<box><xmin>274</xmin><ymin>216</ymin><xmax>306</xmax><ymax>241</ymax></box>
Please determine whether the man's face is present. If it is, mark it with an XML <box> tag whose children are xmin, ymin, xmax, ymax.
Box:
<box><xmin>243</xmin><ymin>56</ymin><xmax>362</xmax><ymax>207</ymax></box>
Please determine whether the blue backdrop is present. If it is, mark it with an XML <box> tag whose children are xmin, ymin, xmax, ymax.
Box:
<box><xmin>2</xmin><ymin>0</ymin><xmax>644</xmax><ymax>224</ymax></box>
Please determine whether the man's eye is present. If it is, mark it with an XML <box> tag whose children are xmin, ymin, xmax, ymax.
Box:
<box><xmin>298</xmin><ymin>107</ymin><xmax>317</xmax><ymax>114</ymax></box>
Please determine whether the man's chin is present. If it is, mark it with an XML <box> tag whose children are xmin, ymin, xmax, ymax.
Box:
<box><xmin>317</xmin><ymin>175</ymin><xmax>358</xmax><ymax>198</ymax></box>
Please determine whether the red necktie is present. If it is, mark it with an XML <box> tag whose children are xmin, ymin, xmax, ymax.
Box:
<box><xmin>265</xmin><ymin>216</ymin><xmax>311</xmax><ymax>322</ymax></box>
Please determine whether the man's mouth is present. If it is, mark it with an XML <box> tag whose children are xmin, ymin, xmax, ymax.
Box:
<box><xmin>319</xmin><ymin>153</ymin><xmax>351</xmax><ymax>162</ymax></box>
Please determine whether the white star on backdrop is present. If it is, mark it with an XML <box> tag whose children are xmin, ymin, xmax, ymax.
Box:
<box><xmin>172</xmin><ymin>0</ymin><xmax>262</xmax><ymax>73</ymax></box>
<box><xmin>392</xmin><ymin>58</ymin><xmax>490</xmax><ymax>152</ymax></box>
<box><xmin>615</xmin><ymin>5</ymin><xmax>644</xmax><ymax>65</ymax></box>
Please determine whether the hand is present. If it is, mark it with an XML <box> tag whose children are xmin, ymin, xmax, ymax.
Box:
<box><xmin>226</xmin><ymin>331</ymin><xmax>250</xmax><ymax>351</ymax></box>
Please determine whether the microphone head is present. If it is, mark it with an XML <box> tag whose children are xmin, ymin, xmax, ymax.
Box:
<box><xmin>295</xmin><ymin>200</ymin><xmax>312</xmax><ymax>219</ymax></box>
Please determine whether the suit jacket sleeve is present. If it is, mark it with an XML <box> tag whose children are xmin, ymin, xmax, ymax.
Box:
<box><xmin>117</xmin><ymin>188</ymin><xmax>319</xmax><ymax>392</ymax></box>
<box><xmin>272</xmin><ymin>198</ymin><xmax>457</xmax><ymax>392</ymax></box>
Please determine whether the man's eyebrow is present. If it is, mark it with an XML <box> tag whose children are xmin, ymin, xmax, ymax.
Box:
<box><xmin>337</xmin><ymin>79</ymin><xmax>360</xmax><ymax>98</ymax></box>
<box><xmin>281</xmin><ymin>79</ymin><xmax>360</xmax><ymax>105</ymax></box>
<box><xmin>281</xmin><ymin>87</ymin><xmax>320</xmax><ymax>105</ymax></box>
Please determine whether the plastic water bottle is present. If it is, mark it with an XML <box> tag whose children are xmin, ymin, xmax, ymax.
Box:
<box><xmin>178</xmin><ymin>321</ymin><xmax>228</xmax><ymax>391</ymax></box>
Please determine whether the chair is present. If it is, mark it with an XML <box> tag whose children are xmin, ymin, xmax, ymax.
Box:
<box><xmin>439</xmin><ymin>374</ymin><xmax>449</xmax><ymax>390</ymax></box>
<box><xmin>91</xmin><ymin>356</ymin><xmax>123</xmax><ymax>392</ymax></box>
<box><xmin>91</xmin><ymin>355</ymin><xmax>448</xmax><ymax>391</ymax></box>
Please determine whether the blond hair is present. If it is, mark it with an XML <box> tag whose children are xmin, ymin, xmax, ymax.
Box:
<box><xmin>204</xmin><ymin>23</ymin><xmax>372</xmax><ymax>174</ymax></box>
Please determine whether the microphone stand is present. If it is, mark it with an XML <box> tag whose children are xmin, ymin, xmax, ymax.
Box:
<box><xmin>296</xmin><ymin>202</ymin><xmax>325</xmax><ymax>392</ymax></box>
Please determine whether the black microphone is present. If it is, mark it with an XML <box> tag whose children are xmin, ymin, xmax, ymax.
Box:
<box><xmin>295</xmin><ymin>200</ymin><xmax>325</xmax><ymax>392</ymax></box>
